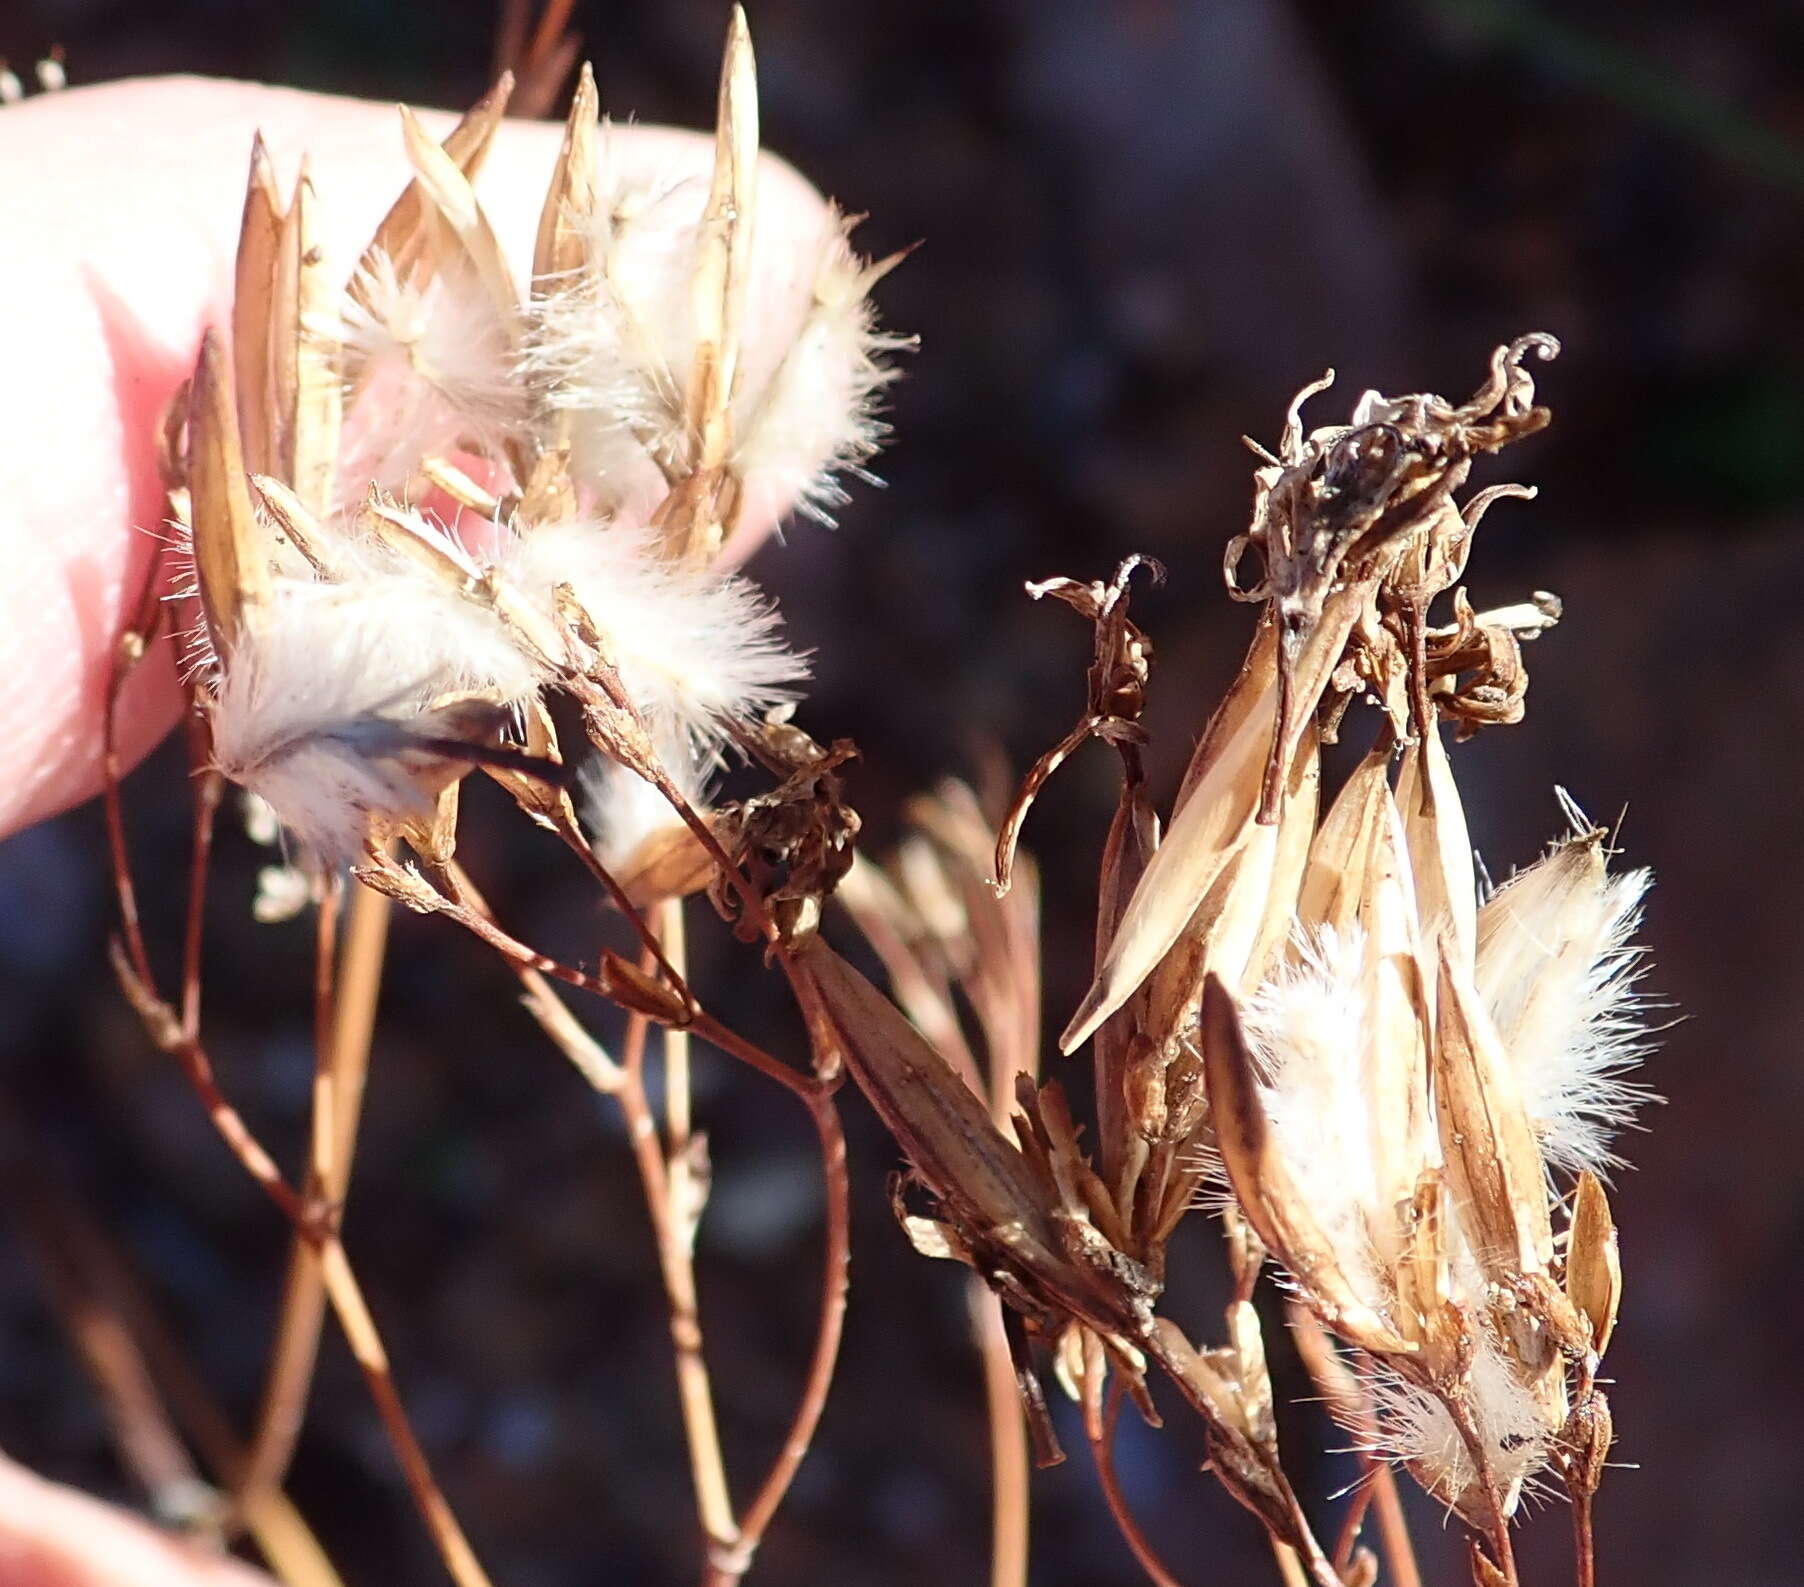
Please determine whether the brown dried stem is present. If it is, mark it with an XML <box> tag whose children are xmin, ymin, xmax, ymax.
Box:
<box><xmin>1291</xmin><ymin>1310</ymin><xmax>1423</xmax><ymax>1587</ymax></box>
<box><xmin>106</xmin><ymin>676</ymin><xmax>493</xmax><ymax>1587</ymax></box>
<box><xmin>238</xmin><ymin>873</ymin><xmax>390</xmax><ymax>1519</ymax></box>
<box><xmin>619</xmin><ymin>995</ymin><xmax>738</xmax><ymax>1557</ymax></box>
<box><xmin>434</xmin><ymin>860</ymin><xmax>846</xmax><ymax>1584</ymax></box>
<box><xmin>1573</xmin><ymin>1493</ymin><xmax>1597</xmax><ymax>1587</ymax></box>
<box><xmin>973</xmin><ymin>1282</ymin><xmax>1030</xmax><ymax>1587</ymax></box>
<box><xmin>1081</xmin><ymin>1351</ymin><xmax>1185</xmax><ymax>1587</ymax></box>
<box><xmin>706</xmin><ymin>957</ymin><xmax>850</xmax><ymax>1587</ymax></box>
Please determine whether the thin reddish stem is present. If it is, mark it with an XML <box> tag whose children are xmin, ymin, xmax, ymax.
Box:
<box><xmin>1573</xmin><ymin>1489</ymin><xmax>1596</xmax><ymax>1587</ymax></box>
<box><xmin>1082</xmin><ymin>1359</ymin><xmax>1184</xmax><ymax>1587</ymax></box>
<box><xmin>700</xmin><ymin>960</ymin><xmax>850</xmax><ymax>1587</ymax></box>
<box><xmin>1332</xmin><ymin>1482</ymin><xmax>1376</xmax><ymax>1574</ymax></box>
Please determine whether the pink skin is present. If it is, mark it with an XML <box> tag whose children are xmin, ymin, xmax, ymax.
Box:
<box><xmin>0</xmin><ymin>77</ymin><xmax>828</xmax><ymax>839</ymax></box>
<box><xmin>0</xmin><ymin>76</ymin><xmax>833</xmax><ymax>1580</ymax></box>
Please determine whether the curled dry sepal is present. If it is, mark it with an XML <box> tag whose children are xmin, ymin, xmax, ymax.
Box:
<box><xmin>166</xmin><ymin>13</ymin><xmax>909</xmax><ymax>881</ymax></box>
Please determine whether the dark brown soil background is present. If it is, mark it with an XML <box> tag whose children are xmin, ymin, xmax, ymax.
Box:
<box><xmin>2</xmin><ymin>3</ymin><xmax>1801</xmax><ymax>1584</ymax></box>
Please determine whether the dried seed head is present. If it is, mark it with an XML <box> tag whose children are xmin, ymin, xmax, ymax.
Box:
<box><xmin>527</xmin><ymin>150</ymin><xmax>907</xmax><ymax>533</ymax></box>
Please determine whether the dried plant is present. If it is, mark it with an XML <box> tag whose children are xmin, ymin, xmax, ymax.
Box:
<box><xmin>95</xmin><ymin>13</ymin><xmax>1660</xmax><ymax>1587</ymax></box>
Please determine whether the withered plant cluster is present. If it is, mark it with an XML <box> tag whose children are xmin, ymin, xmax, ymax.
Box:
<box><xmin>98</xmin><ymin>14</ymin><xmax>1657</xmax><ymax>1587</ymax></box>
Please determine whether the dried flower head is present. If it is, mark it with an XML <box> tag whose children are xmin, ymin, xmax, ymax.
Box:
<box><xmin>163</xmin><ymin>27</ymin><xmax>900</xmax><ymax>875</ymax></box>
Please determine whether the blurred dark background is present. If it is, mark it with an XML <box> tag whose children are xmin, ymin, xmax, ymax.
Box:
<box><xmin>3</xmin><ymin>2</ymin><xmax>1802</xmax><ymax>1584</ymax></box>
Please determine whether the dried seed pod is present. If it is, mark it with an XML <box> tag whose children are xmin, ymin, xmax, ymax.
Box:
<box><xmin>1432</xmin><ymin>955</ymin><xmax>1554</xmax><ymax>1283</ymax></box>
<box><xmin>187</xmin><ymin>331</ymin><xmax>269</xmax><ymax>664</ymax></box>
<box><xmin>1565</xmin><ymin>1170</ymin><xmax>1622</xmax><ymax>1357</ymax></box>
<box><xmin>1396</xmin><ymin>722</ymin><xmax>1477</xmax><ymax>969</ymax></box>
<box><xmin>532</xmin><ymin>62</ymin><xmax>600</xmax><ymax>287</ymax></box>
<box><xmin>798</xmin><ymin>934</ymin><xmax>1158</xmax><ymax>1349</ymax></box>
<box><xmin>1296</xmin><ymin>742</ymin><xmax>1390</xmax><ymax>938</ymax></box>
<box><xmin>1356</xmin><ymin>791</ymin><xmax>1433</xmax><ymax>1265</ymax></box>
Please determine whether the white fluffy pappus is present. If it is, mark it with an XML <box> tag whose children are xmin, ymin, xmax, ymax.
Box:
<box><xmin>1359</xmin><ymin>1334</ymin><xmax>1554</xmax><ymax>1520</ymax></box>
<box><xmin>527</xmin><ymin>144</ymin><xmax>906</xmax><ymax>525</ymax></box>
<box><xmin>499</xmin><ymin>518</ymin><xmax>807</xmax><ymax>752</ymax></box>
<box><xmin>1240</xmin><ymin>927</ymin><xmax>1390</xmax><ymax>1310</ymax></box>
<box><xmin>729</xmin><ymin>209</ymin><xmax>912</xmax><ymax>526</ymax></box>
<box><xmin>1476</xmin><ymin>806</ymin><xmax>1655</xmax><ymax>1178</ymax></box>
<box><xmin>203</xmin><ymin>544</ymin><xmax>540</xmax><ymax>866</ymax></box>
<box><xmin>338</xmin><ymin>249</ymin><xmax>526</xmax><ymax>503</ymax></box>
<box><xmin>582</xmin><ymin>728</ymin><xmax>709</xmax><ymax>875</ymax></box>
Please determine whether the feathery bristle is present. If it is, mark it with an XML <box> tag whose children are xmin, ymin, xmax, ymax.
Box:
<box><xmin>1241</xmin><ymin>927</ymin><xmax>1389</xmax><ymax>1308</ymax></box>
<box><xmin>1477</xmin><ymin>812</ymin><xmax>1656</xmax><ymax>1177</ymax></box>
<box><xmin>340</xmin><ymin>249</ymin><xmax>527</xmax><ymax>501</ymax></box>
<box><xmin>501</xmin><ymin>518</ymin><xmax>807</xmax><ymax>752</ymax></box>
<box><xmin>1361</xmin><ymin>1338</ymin><xmax>1553</xmax><ymax>1519</ymax></box>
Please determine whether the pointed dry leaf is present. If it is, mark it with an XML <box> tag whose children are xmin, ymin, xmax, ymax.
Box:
<box><xmin>1296</xmin><ymin>742</ymin><xmax>1390</xmax><ymax>937</ymax></box>
<box><xmin>1393</xmin><ymin>1169</ymin><xmax>1453</xmax><ymax>1351</ymax></box>
<box><xmin>396</xmin><ymin>780</ymin><xmax>461</xmax><ymax>870</ymax></box>
<box><xmin>1148</xmin><ymin>1317</ymin><xmax>1244</xmax><ymax>1434</ymax></box>
<box><xmin>249</xmin><ymin>473</ymin><xmax>335</xmax><ymax>576</ymax></box>
<box><xmin>690</xmin><ymin>5</ymin><xmax>758</xmax><ymax>465</ymax></box>
<box><xmin>1227</xmin><ymin>1298</ymin><xmax>1276</xmax><ymax>1447</ymax></box>
<box><xmin>483</xmin><ymin>696</ymin><xmax>577</xmax><ymax>834</ymax></box>
<box><xmin>268</xmin><ymin>160</ymin><xmax>303</xmax><ymax>478</ymax></box>
<box><xmin>397</xmin><ymin>104</ymin><xmax>519</xmax><ymax>321</ymax></box>
<box><xmin>599</xmin><ymin>948</ymin><xmax>692</xmax><ymax>1025</ymax></box>
<box><xmin>796</xmin><ymin>934</ymin><xmax>1058</xmax><ymax>1245</ymax></box>
<box><xmin>1060</xmin><ymin>670</ymin><xmax>1269</xmax><ymax>1051</ymax></box>
<box><xmin>657</xmin><ymin>5</ymin><xmax>759</xmax><ymax>562</ymax></box>
<box><xmin>1242</xmin><ymin>727</ymin><xmax>1320</xmax><ymax>983</ymax></box>
<box><xmin>1065</xmin><ymin>585</ymin><xmax>1363</xmax><ymax>1052</ymax></box>
<box><xmin>1357</xmin><ymin>791</ymin><xmax>1434</xmax><ymax>1260</ymax></box>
